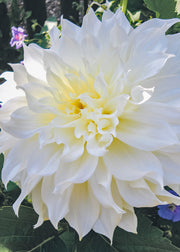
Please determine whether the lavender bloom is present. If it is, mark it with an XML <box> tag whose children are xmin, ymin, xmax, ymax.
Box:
<box><xmin>10</xmin><ymin>26</ymin><xmax>27</xmax><ymax>49</ymax></box>
<box><xmin>158</xmin><ymin>190</ymin><xmax>180</xmax><ymax>222</ymax></box>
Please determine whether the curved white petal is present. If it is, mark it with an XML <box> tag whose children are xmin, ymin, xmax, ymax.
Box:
<box><xmin>117</xmin><ymin>103</ymin><xmax>178</xmax><ymax>151</ymax></box>
<box><xmin>89</xmin><ymin>158</ymin><xmax>124</xmax><ymax>213</ymax></box>
<box><xmin>93</xmin><ymin>207</ymin><xmax>122</xmax><ymax>242</ymax></box>
<box><xmin>9</xmin><ymin>63</ymin><xmax>28</xmax><ymax>86</ymax></box>
<box><xmin>66</xmin><ymin>183</ymin><xmax>100</xmax><ymax>239</ymax></box>
<box><xmin>31</xmin><ymin>181</ymin><xmax>48</xmax><ymax>228</ymax></box>
<box><xmin>155</xmin><ymin>151</ymin><xmax>180</xmax><ymax>185</ymax></box>
<box><xmin>49</xmin><ymin>26</ymin><xmax>61</xmax><ymax>51</ymax></box>
<box><xmin>13</xmin><ymin>173</ymin><xmax>41</xmax><ymax>215</ymax></box>
<box><xmin>118</xmin><ymin>204</ymin><xmax>137</xmax><ymax>233</ymax></box>
<box><xmin>116</xmin><ymin>178</ymin><xmax>162</xmax><ymax>207</ymax></box>
<box><xmin>41</xmin><ymin>175</ymin><xmax>73</xmax><ymax>228</ymax></box>
<box><xmin>23</xmin><ymin>43</ymin><xmax>47</xmax><ymax>82</ymax></box>
<box><xmin>2</xmin><ymin>137</ymin><xmax>37</xmax><ymax>186</ymax></box>
<box><xmin>103</xmin><ymin>139</ymin><xmax>163</xmax><ymax>183</ymax></box>
<box><xmin>0</xmin><ymin>72</ymin><xmax>24</xmax><ymax>104</ymax></box>
<box><xmin>54</xmin><ymin>149</ymin><xmax>98</xmax><ymax>193</ymax></box>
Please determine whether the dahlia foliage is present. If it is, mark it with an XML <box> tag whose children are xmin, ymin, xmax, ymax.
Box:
<box><xmin>1</xmin><ymin>8</ymin><xmax>180</xmax><ymax>240</ymax></box>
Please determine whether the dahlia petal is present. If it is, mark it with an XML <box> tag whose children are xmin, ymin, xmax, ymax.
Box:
<box><xmin>126</xmin><ymin>19</ymin><xmax>179</xmax><ymax>83</ymax></box>
<box><xmin>20</xmin><ymin>82</ymin><xmax>58</xmax><ymax>113</ymax></box>
<box><xmin>116</xmin><ymin>179</ymin><xmax>162</xmax><ymax>207</ymax></box>
<box><xmin>81</xmin><ymin>8</ymin><xmax>101</xmax><ymax>36</ymax></box>
<box><xmin>23</xmin><ymin>43</ymin><xmax>46</xmax><ymax>82</ymax></box>
<box><xmin>100</xmin><ymin>9</ymin><xmax>132</xmax><ymax>49</ymax></box>
<box><xmin>93</xmin><ymin>207</ymin><xmax>122</xmax><ymax>242</ymax></box>
<box><xmin>27</xmin><ymin>144</ymin><xmax>62</xmax><ymax>175</ymax></box>
<box><xmin>31</xmin><ymin>182</ymin><xmax>48</xmax><ymax>228</ymax></box>
<box><xmin>58</xmin><ymin>33</ymin><xmax>83</xmax><ymax>70</ymax></box>
<box><xmin>130</xmin><ymin>85</ymin><xmax>154</xmax><ymax>104</ymax></box>
<box><xmin>0</xmin><ymin>72</ymin><xmax>24</xmax><ymax>104</ymax></box>
<box><xmin>44</xmin><ymin>50</ymin><xmax>72</xmax><ymax>79</ymax></box>
<box><xmin>117</xmin><ymin>108</ymin><xmax>178</xmax><ymax>151</ymax></box>
<box><xmin>152</xmin><ymin>185</ymin><xmax>180</xmax><ymax>205</ymax></box>
<box><xmin>0</xmin><ymin>96</ymin><xmax>26</xmax><ymax>123</ymax></box>
<box><xmin>114</xmin><ymin>9</ymin><xmax>133</xmax><ymax>34</ymax></box>
<box><xmin>66</xmin><ymin>183</ymin><xmax>100</xmax><ymax>239</ymax></box>
<box><xmin>13</xmin><ymin>174</ymin><xmax>41</xmax><ymax>215</ymax></box>
<box><xmin>61</xmin><ymin>17</ymin><xmax>80</xmax><ymax>40</ymax></box>
<box><xmin>118</xmin><ymin>205</ymin><xmax>137</xmax><ymax>233</ymax></box>
<box><xmin>124</xmin><ymin>102</ymin><xmax>180</xmax><ymax>125</ymax></box>
<box><xmin>89</xmin><ymin>158</ymin><xmax>124</xmax><ymax>213</ymax></box>
<box><xmin>43</xmin><ymin>127</ymin><xmax>85</xmax><ymax>162</ymax></box>
<box><xmin>134</xmin><ymin>18</ymin><xmax>179</xmax><ymax>35</ymax></box>
<box><xmin>103</xmin><ymin>139</ymin><xmax>163</xmax><ymax>182</ymax></box>
<box><xmin>81</xmin><ymin>34</ymin><xmax>100</xmax><ymax>64</ymax></box>
<box><xmin>127</xmin><ymin>51</ymin><xmax>170</xmax><ymax>84</ymax></box>
<box><xmin>86</xmin><ymin>134</ymin><xmax>113</xmax><ymax>156</ymax></box>
<box><xmin>155</xmin><ymin>151</ymin><xmax>180</xmax><ymax>185</ymax></box>
<box><xmin>1</xmin><ymin>138</ymin><xmax>37</xmax><ymax>186</ymax></box>
<box><xmin>54</xmin><ymin>150</ymin><xmax>98</xmax><ymax>193</ymax></box>
<box><xmin>142</xmin><ymin>71</ymin><xmax>180</xmax><ymax>106</ymax></box>
<box><xmin>41</xmin><ymin>176</ymin><xmax>73</xmax><ymax>228</ymax></box>
<box><xmin>9</xmin><ymin>63</ymin><xmax>28</xmax><ymax>86</ymax></box>
<box><xmin>102</xmin><ymin>9</ymin><xmax>114</xmax><ymax>21</ymax></box>
<box><xmin>167</xmin><ymin>33</ymin><xmax>180</xmax><ymax>56</ymax></box>
<box><xmin>2</xmin><ymin>106</ymin><xmax>51</xmax><ymax>138</ymax></box>
<box><xmin>49</xmin><ymin>26</ymin><xmax>61</xmax><ymax>51</ymax></box>
<box><xmin>46</xmin><ymin>69</ymin><xmax>72</xmax><ymax>99</ymax></box>
<box><xmin>0</xmin><ymin>130</ymin><xmax>17</xmax><ymax>153</ymax></box>
<box><xmin>61</xmin><ymin>138</ymin><xmax>85</xmax><ymax>162</ymax></box>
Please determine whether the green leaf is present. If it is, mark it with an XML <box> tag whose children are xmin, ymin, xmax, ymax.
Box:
<box><xmin>112</xmin><ymin>214</ymin><xmax>180</xmax><ymax>252</ymax></box>
<box><xmin>170</xmin><ymin>220</ymin><xmax>180</xmax><ymax>248</ymax></box>
<box><xmin>0</xmin><ymin>246</ymin><xmax>9</xmax><ymax>252</ymax></box>
<box><xmin>30</xmin><ymin>237</ymin><xmax>67</xmax><ymax>252</ymax></box>
<box><xmin>46</xmin><ymin>16</ymin><xmax>57</xmax><ymax>22</ymax></box>
<box><xmin>60</xmin><ymin>230</ymin><xmax>77</xmax><ymax>252</ymax></box>
<box><xmin>143</xmin><ymin>0</ymin><xmax>178</xmax><ymax>18</ymax></box>
<box><xmin>0</xmin><ymin>206</ymin><xmax>67</xmax><ymax>252</ymax></box>
<box><xmin>6</xmin><ymin>181</ymin><xmax>19</xmax><ymax>192</ymax></box>
<box><xmin>24</xmin><ymin>10</ymin><xmax>32</xmax><ymax>20</ymax></box>
<box><xmin>77</xmin><ymin>231</ymin><xmax>115</xmax><ymax>252</ymax></box>
<box><xmin>127</xmin><ymin>0</ymin><xmax>145</xmax><ymax>12</ymax></box>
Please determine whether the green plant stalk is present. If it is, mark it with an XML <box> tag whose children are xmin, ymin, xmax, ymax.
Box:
<box><xmin>121</xmin><ymin>0</ymin><xmax>128</xmax><ymax>14</ymax></box>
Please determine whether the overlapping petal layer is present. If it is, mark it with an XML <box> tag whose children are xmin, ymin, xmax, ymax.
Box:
<box><xmin>1</xmin><ymin>8</ymin><xmax>180</xmax><ymax>240</ymax></box>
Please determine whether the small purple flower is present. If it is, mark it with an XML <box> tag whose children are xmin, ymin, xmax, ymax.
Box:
<box><xmin>158</xmin><ymin>190</ymin><xmax>180</xmax><ymax>222</ymax></box>
<box><xmin>10</xmin><ymin>26</ymin><xmax>27</xmax><ymax>49</ymax></box>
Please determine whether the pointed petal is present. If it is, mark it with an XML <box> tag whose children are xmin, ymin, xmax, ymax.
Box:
<box><xmin>0</xmin><ymin>72</ymin><xmax>24</xmax><ymax>104</ymax></box>
<box><xmin>89</xmin><ymin>158</ymin><xmax>124</xmax><ymax>213</ymax></box>
<box><xmin>94</xmin><ymin>207</ymin><xmax>122</xmax><ymax>241</ymax></box>
<box><xmin>41</xmin><ymin>175</ymin><xmax>73</xmax><ymax>228</ymax></box>
<box><xmin>66</xmin><ymin>183</ymin><xmax>100</xmax><ymax>239</ymax></box>
<box><xmin>119</xmin><ymin>204</ymin><xmax>137</xmax><ymax>233</ymax></box>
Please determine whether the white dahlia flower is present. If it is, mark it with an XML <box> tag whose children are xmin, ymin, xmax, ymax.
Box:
<box><xmin>1</xmin><ymin>8</ymin><xmax>180</xmax><ymax>240</ymax></box>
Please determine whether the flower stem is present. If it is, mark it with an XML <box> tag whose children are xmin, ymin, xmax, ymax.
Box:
<box><xmin>121</xmin><ymin>0</ymin><xmax>128</xmax><ymax>14</ymax></box>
